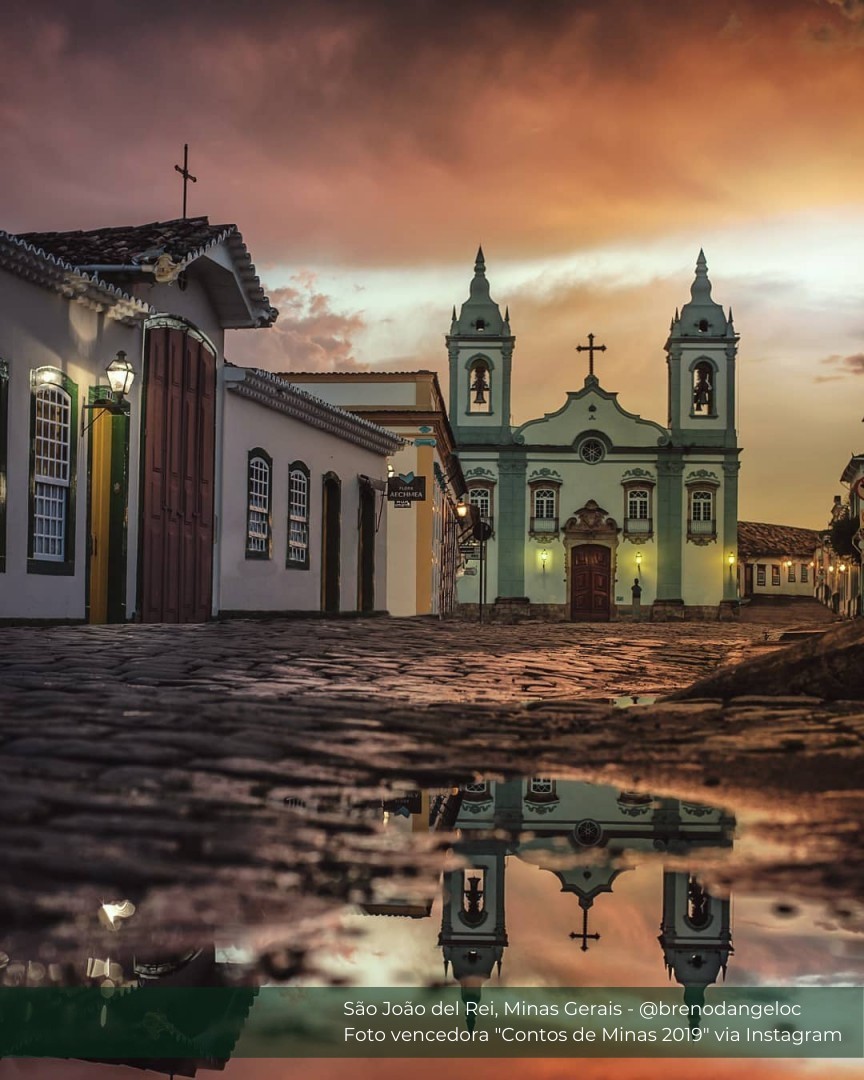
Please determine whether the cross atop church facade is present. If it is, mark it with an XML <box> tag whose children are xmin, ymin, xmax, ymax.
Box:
<box><xmin>576</xmin><ymin>332</ymin><xmax>606</xmax><ymax>378</ymax></box>
<box><xmin>174</xmin><ymin>143</ymin><xmax>197</xmax><ymax>220</ymax></box>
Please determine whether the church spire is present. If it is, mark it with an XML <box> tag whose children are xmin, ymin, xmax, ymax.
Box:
<box><xmin>450</xmin><ymin>246</ymin><xmax>506</xmax><ymax>335</ymax></box>
<box><xmin>690</xmin><ymin>248</ymin><xmax>713</xmax><ymax>305</ymax></box>
<box><xmin>668</xmin><ymin>249</ymin><xmax>729</xmax><ymax>339</ymax></box>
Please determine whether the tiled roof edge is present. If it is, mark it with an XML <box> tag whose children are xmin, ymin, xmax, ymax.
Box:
<box><xmin>226</xmin><ymin>367</ymin><xmax>404</xmax><ymax>455</ymax></box>
<box><xmin>0</xmin><ymin>230</ymin><xmax>153</xmax><ymax>324</ymax></box>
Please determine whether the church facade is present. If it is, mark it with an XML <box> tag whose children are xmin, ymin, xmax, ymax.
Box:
<box><xmin>448</xmin><ymin>250</ymin><xmax>741</xmax><ymax>621</ymax></box>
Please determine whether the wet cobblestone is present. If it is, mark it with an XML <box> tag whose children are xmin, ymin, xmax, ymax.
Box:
<box><xmin>0</xmin><ymin>609</ymin><xmax>860</xmax><ymax>966</ymax></box>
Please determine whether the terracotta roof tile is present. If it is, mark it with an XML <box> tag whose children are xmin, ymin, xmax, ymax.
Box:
<box><xmin>17</xmin><ymin>217</ymin><xmax>233</xmax><ymax>266</ymax></box>
<box><xmin>14</xmin><ymin>216</ymin><xmax>277</xmax><ymax>327</ymax></box>
<box><xmin>737</xmin><ymin>521</ymin><xmax>822</xmax><ymax>558</ymax></box>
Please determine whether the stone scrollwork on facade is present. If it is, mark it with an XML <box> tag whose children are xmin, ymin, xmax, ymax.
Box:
<box><xmin>528</xmin><ymin>467</ymin><xmax>563</xmax><ymax>482</ymax></box>
<box><xmin>564</xmin><ymin>500</ymin><xmax>619</xmax><ymax>536</ymax></box>
<box><xmin>464</xmin><ymin>466</ymin><xmax>496</xmax><ymax>480</ymax></box>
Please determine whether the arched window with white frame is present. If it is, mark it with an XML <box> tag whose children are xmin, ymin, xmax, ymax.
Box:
<box><xmin>468</xmin><ymin>485</ymin><xmax>493</xmax><ymax>524</ymax></box>
<box><xmin>29</xmin><ymin>369</ymin><xmax>78</xmax><ymax>575</ymax></box>
<box><xmin>529</xmin><ymin>480</ymin><xmax>560</xmax><ymax>535</ymax></box>
<box><xmin>622</xmin><ymin>480</ymin><xmax>654</xmax><ymax>539</ymax></box>
<box><xmin>688</xmin><ymin>488</ymin><xmax>716</xmax><ymax>540</ymax></box>
<box><xmin>246</xmin><ymin>448</ymin><xmax>272</xmax><ymax>558</ymax></box>
<box><xmin>288</xmin><ymin>461</ymin><xmax>310</xmax><ymax>569</ymax></box>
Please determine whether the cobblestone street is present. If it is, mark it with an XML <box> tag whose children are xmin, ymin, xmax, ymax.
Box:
<box><xmin>1</xmin><ymin>605</ymin><xmax>861</xmax><ymax>975</ymax></box>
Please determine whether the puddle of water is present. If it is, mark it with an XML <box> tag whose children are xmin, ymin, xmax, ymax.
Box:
<box><xmin>2</xmin><ymin>777</ymin><xmax>861</xmax><ymax>1074</ymax></box>
<box><xmin>611</xmin><ymin>695</ymin><xmax>659</xmax><ymax>707</ymax></box>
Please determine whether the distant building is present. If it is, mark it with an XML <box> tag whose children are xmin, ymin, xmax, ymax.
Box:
<box><xmin>814</xmin><ymin>460</ymin><xmax>864</xmax><ymax>618</ymax></box>
<box><xmin>446</xmin><ymin>248</ymin><xmax>741</xmax><ymax>621</ymax></box>
<box><xmin>280</xmin><ymin>371</ymin><xmax>467</xmax><ymax>617</ymax></box>
<box><xmin>736</xmin><ymin>521</ymin><xmax>820</xmax><ymax>599</ymax></box>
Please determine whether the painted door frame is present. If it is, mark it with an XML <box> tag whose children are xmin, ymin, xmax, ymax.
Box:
<box><xmin>85</xmin><ymin>392</ymin><xmax>130</xmax><ymax>623</ymax></box>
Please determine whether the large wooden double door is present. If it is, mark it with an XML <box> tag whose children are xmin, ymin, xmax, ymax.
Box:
<box><xmin>570</xmin><ymin>544</ymin><xmax>612</xmax><ymax>621</ymax></box>
<box><xmin>140</xmin><ymin>325</ymin><xmax>216</xmax><ymax>623</ymax></box>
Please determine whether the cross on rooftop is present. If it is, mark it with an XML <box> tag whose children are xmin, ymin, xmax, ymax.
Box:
<box><xmin>576</xmin><ymin>332</ymin><xmax>606</xmax><ymax>378</ymax></box>
<box><xmin>174</xmin><ymin>143</ymin><xmax>198</xmax><ymax>220</ymax></box>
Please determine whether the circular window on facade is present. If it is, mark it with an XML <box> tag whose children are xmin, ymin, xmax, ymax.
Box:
<box><xmin>573</xmin><ymin>819</ymin><xmax>603</xmax><ymax>847</ymax></box>
<box><xmin>579</xmin><ymin>438</ymin><xmax>605</xmax><ymax>464</ymax></box>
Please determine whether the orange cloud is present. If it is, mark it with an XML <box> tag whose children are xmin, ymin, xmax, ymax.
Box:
<box><xmin>228</xmin><ymin>272</ymin><xmax>365</xmax><ymax>371</ymax></box>
<box><xmin>2</xmin><ymin>1</ymin><xmax>864</xmax><ymax>267</ymax></box>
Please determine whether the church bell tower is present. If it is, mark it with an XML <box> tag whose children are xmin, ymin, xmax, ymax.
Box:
<box><xmin>666</xmin><ymin>250</ymin><xmax>738</xmax><ymax>449</ymax></box>
<box><xmin>447</xmin><ymin>247</ymin><xmax>515</xmax><ymax>445</ymax></box>
<box><xmin>658</xmin><ymin>870</ymin><xmax>733</xmax><ymax>1013</ymax></box>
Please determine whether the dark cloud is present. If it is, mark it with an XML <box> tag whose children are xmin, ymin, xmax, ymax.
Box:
<box><xmin>227</xmin><ymin>272</ymin><xmax>364</xmax><ymax>371</ymax></box>
<box><xmin>813</xmin><ymin>352</ymin><xmax>864</xmax><ymax>381</ymax></box>
<box><xmin>1</xmin><ymin>0</ymin><xmax>863</xmax><ymax>267</ymax></box>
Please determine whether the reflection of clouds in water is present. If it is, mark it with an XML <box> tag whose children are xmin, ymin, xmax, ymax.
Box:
<box><xmin>215</xmin><ymin>1052</ymin><xmax>855</xmax><ymax>1080</ymax></box>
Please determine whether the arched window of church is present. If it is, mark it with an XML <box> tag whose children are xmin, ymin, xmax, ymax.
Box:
<box><xmin>627</xmin><ymin>489</ymin><xmax>649</xmax><ymax>521</ymax></box>
<box><xmin>468</xmin><ymin>486</ymin><xmax>492</xmax><ymax>523</ymax></box>
<box><xmin>623</xmin><ymin>483</ymin><xmax>654</xmax><ymax>538</ymax></box>
<box><xmin>689</xmin><ymin>490</ymin><xmax>715</xmax><ymax>538</ymax></box>
<box><xmin>533</xmin><ymin>488</ymin><xmax>556</xmax><ymax>520</ymax></box>
<box><xmin>692</xmin><ymin>362</ymin><xmax>714</xmax><ymax>415</ymax></box>
<box><xmin>468</xmin><ymin>359</ymin><xmax>491</xmax><ymax>414</ymax></box>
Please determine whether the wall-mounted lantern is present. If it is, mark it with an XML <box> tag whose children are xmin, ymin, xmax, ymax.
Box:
<box><xmin>81</xmin><ymin>351</ymin><xmax>136</xmax><ymax>435</ymax></box>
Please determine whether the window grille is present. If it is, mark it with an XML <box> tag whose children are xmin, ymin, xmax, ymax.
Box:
<box><xmin>689</xmin><ymin>490</ymin><xmax>715</xmax><ymax>535</ymax></box>
<box><xmin>468</xmin><ymin>487</ymin><xmax>491</xmax><ymax>521</ymax></box>
<box><xmin>247</xmin><ymin>456</ymin><xmax>270</xmax><ymax>554</ymax></box>
<box><xmin>288</xmin><ymin>466</ymin><xmax>309</xmax><ymax>565</ymax></box>
<box><xmin>533</xmin><ymin>488</ymin><xmax>556</xmax><ymax>519</ymax></box>
<box><xmin>32</xmin><ymin>385</ymin><xmax>71</xmax><ymax>560</ymax></box>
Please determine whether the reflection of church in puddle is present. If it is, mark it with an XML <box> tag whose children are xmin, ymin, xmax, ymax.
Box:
<box><xmin>370</xmin><ymin>780</ymin><xmax>734</xmax><ymax>1011</ymax></box>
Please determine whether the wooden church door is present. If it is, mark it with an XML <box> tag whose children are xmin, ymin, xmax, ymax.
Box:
<box><xmin>140</xmin><ymin>325</ymin><xmax>216</xmax><ymax>623</ymax></box>
<box><xmin>570</xmin><ymin>544</ymin><xmax>612</xmax><ymax>621</ymax></box>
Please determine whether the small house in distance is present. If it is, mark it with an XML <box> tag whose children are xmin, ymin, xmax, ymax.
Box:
<box><xmin>736</xmin><ymin>521</ymin><xmax>820</xmax><ymax>599</ymax></box>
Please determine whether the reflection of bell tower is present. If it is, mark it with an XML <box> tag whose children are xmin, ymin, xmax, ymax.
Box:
<box><xmin>658</xmin><ymin>871</ymin><xmax>733</xmax><ymax>1012</ymax></box>
<box><xmin>439</xmin><ymin>839</ymin><xmax>508</xmax><ymax>1021</ymax></box>
<box><xmin>447</xmin><ymin>247</ymin><xmax>514</xmax><ymax>446</ymax></box>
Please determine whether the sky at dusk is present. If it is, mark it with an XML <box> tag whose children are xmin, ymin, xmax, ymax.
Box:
<box><xmin>3</xmin><ymin>0</ymin><xmax>864</xmax><ymax>526</ymax></box>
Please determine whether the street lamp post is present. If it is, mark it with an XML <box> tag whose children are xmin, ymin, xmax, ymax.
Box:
<box><xmin>474</xmin><ymin>519</ymin><xmax>493</xmax><ymax>623</ymax></box>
